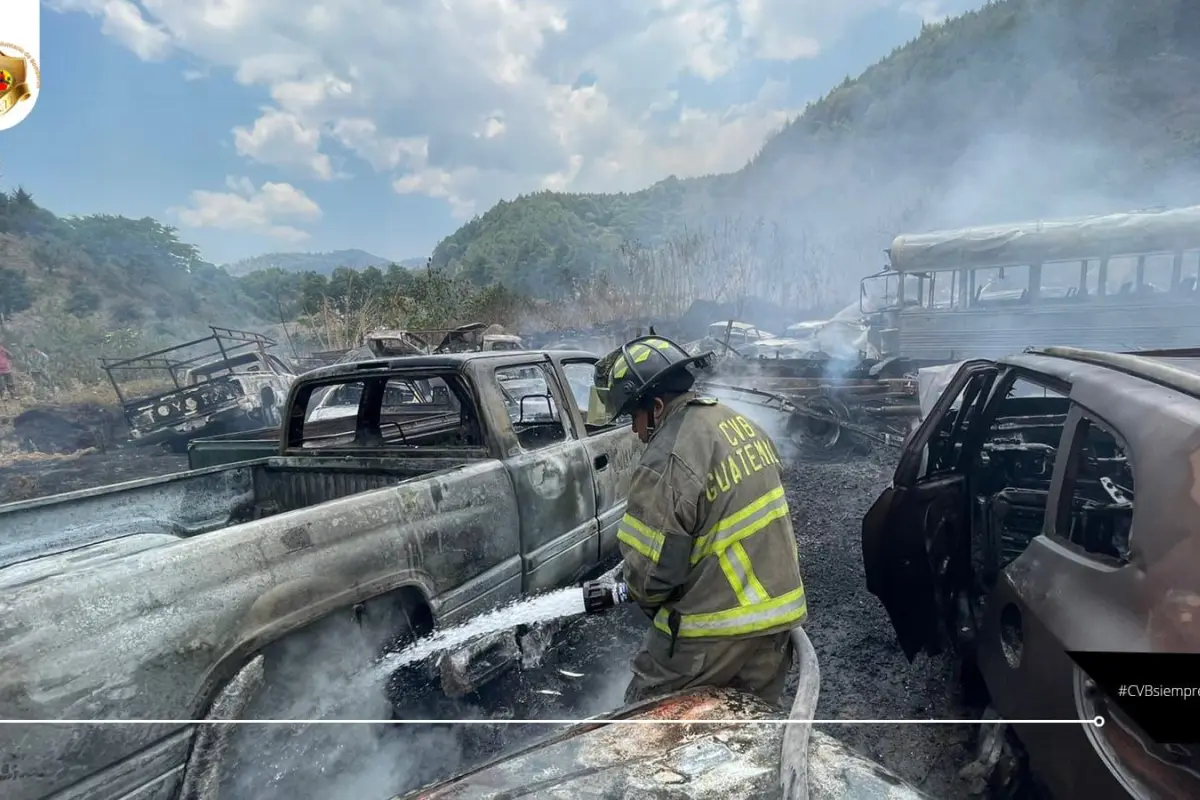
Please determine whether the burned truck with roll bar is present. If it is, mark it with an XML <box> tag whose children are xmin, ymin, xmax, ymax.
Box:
<box><xmin>100</xmin><ymin>325</ymin><xmax>296</xmax><ymax>451</ymax></box>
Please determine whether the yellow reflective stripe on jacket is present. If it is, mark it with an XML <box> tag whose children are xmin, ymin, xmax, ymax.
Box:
<box><xmin>617</xmin><ymin>513</ymin><xmax>665</xmax><ymax>562</ymax></box>
<box><xmin>690</xmin><ymin>486</ymin><xmax>790</xmax><ymax>565</ymax></box>
<box><xmin>654</xmin><ymin>585</ymin><xmax>807</xmax><ymax>638</ymax></box>
<box><xmin>718</xmin><ymin>541</ymin><xmax>770</xmax><ymax>606</ymax></box>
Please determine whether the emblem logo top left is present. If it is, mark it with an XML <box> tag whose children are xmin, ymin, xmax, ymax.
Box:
<box><xmin>0</xmin><ymin>0</ymin><xmax>41</xmax><ymax>131</ymax></box>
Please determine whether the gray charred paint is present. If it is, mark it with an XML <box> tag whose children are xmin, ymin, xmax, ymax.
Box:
<box><xmin>0</xmin><ymin>350</ymin><xmax>640</xmax><ymax>800</ymax></box>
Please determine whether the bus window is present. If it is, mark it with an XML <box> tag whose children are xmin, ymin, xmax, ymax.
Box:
<box><xmin>1104</xmin><ymin>256</ymin><xmax>1138</xmax><ymax>295</ymax></box>
<box><xmin>1040</xmin><ymin>260</ymin><xmax>1085</xmax><ymax>301</ymax></box>
<box><xmin>861</xmin><ymin>271</ymin><xmax>924</xmax><ymax>311</ymax></box>
<box><xmin>1180</xmin><ymin>252</ymin><xmax>1200</xmax><ymax>293</ymax></box>
<box><xmin>1082</xmin><ymin>259</ymin><xmax>1101</xmax><ymax>294</ymax></box>
<box><xmin>1139</xmin><ymin>253</ymin><xmax>1175</xmax><ymax>293</ymax></box>
<box><xmin>922</xmin><ymin>270</ymin><xmax>961</xmax><ymax>310</ymax></box>
<box><xmin>973</xmin><ymin>265</ymin><xmax>1030</xmax><ymax>306</ymax></box>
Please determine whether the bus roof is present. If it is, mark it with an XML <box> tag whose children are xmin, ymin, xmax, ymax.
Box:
<box><xmin>887</xmin><ymin>204</ymin><xmax>1200</xmax><ymax>273</ymax></box>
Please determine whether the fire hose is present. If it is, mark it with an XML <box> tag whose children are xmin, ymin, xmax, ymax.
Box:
<box><xmin>580</xmin><ymin>560</ymin><xmax>633</xmax><ymax>614</ymax></box>
<box><xmin>582</xmin><ymin>580</ymin><xmax>631</xmax><ymax>613</ymax></box>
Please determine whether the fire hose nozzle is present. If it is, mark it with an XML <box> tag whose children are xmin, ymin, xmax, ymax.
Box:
<box><xmin>582</xmin><ymin>580</ymin><xmax>630</xmax><ymax>614</ymax></box>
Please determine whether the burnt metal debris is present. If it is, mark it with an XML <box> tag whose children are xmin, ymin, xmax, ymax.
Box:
<box><xmin>98</xmin><ymin>325</ymin><xmax>296</xmax><ymax>451</ymax></box>
<box><xmin>403</xmin><ymin>630</ymin><xmax>933</xmax><ymax>800</ymax></box>
<box><xmin>694</xmin><ymin>352</ymin><xmax>921</xmax><ymax>458</ymax></box>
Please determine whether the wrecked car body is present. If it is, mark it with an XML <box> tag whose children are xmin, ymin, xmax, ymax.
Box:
<box><xmin>862</xmin><ymin>345</ymin><xmax>1200</xmax><ymax>798</ymax></box>
<box><xmin>696</xmin><ymin>353</ymin><xmax>920</xmax><ymax>457</ymax></box>
<box><xmin>99</xmin><ymin>326</ymin><xmax>296</xmax><ymax>450</ymax></box>
<box><xmin>0</xmin><ymin>349</ymin><xmax>642</xmax><ymax>800</ymax></box>
<box><xmin>435</xmin><ymin>322</ymin><xmax>525</xmax><ymax>353</ymax></box>
<box><xmin>402</xmin><ymin>629</ymin><xmax>933</xmax><ymax>800</ymax></box>
<box><xmin>680</xmin><ymin>311</ymin><xmax>917</xmax><ymax>457</ymax></box>
<box><xmin>707</xmin><ymin>319</ymin><xmax>776</xmax><ymax>346</ymax></box>
<box><xmin>365</xmin><ymin>328</ymin><xmax>436</xmax><ymax>357</ymax></box>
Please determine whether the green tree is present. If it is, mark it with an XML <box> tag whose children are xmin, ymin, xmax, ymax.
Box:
<box><xmin>0</xmin><ymin>266</ymin><xmax>34</xmax><ymax>317</ymax></box>
<box><xmin>65</xmin><ymin>284</ymin><xmax>102</xmax><ymax>316</ymax></box>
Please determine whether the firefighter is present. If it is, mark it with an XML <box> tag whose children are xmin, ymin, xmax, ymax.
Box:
<box><xmin>591</xmin><ymin>333</ymin><xmax>808</xmax><ymax>706</ymax></box>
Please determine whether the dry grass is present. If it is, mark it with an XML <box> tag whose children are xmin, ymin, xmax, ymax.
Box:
<box><xmin>0</xmin><ymin>445</ymin><xmax>96</xmax><ymax>468</ymax></box>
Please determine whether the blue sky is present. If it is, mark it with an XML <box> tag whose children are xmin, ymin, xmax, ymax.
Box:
<box><xmin>7</xmin><ymin>1</ymin><xmax>984</xmax><ymax>266</ymax></box>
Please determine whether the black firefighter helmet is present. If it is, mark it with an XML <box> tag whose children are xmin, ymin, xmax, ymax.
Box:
<box><xmin>598</xmin><ymin>330</ymin><xmax>714</xmax><ymax>422</ymax></box>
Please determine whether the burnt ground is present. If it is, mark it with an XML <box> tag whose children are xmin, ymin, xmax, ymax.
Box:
<box><xmin>781</xmin><ymin>444</ymin><xmax>976</xmax><ymax>797</ymax></box>
<box><xmin>0</xmin><ymin>401</ymin><xmax>190</xmax><ymax>502</ymax></box>
<box><xmin>0</xmin><ymin>408</ymin><xmax>978</xmax><ymax>798</ymax></box>
<box><xmin>0</xmin><ymin>447</ymin><xmax>189</xmax><ymax>501</ymax></box>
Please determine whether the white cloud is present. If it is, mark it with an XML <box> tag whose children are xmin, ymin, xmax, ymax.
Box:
<box><xmin>169</xmin><ymin>176</ymin><xmax>322</xmax><ymax>242</ymax></box>
<box><xmin>57</xmin><ymin>1</ymin><xmax>968</xmax><ymax>214</ymax></box>
<box><xmin>232</xmin><ymin>108</ymin><xmax>337</xmax><ymax>181</ymax></box>
<box><xmin>49</xmin><ymin>0</ymin><xmax>173</xmax><ymax>60</ymax></box>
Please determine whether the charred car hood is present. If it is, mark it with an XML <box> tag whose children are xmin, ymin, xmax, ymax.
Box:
<box><xmin>401</xmin><ymin>687</ymin><xmax>932</xmax><ymax>800</ymax></box>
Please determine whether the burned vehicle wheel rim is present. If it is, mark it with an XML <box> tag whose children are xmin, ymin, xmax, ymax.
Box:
<box><xmin>789</xmin><ymin>396</ymin><xmax>850</xmax><ymax>452</ymax></box>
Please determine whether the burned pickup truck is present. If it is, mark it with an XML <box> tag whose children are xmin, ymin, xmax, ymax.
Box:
<box><xmin>0</xmin><ymin>348</ymin><xmax>642</xmax><ymax>800</ymax></box>
<box><xmin>100</xmin><ymin>326</ymin><xmax>296</xmax><ymax>450</ymax></box>
<box><xmin>863</xmin><ymin>345</ymin><xmax>1200</xmax><ymax>799</ymax></box>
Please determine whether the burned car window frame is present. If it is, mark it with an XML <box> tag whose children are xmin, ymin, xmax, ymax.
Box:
<box><xmin>895</xmin><ymin>359</ymin><xmax>998</xmax><ymax>485</ymax></box>
<box><xmin>284</xmin><ymin>369</ymin><xmax>483</xmax><ymax>453</ymax></box>
<box><xmin>491</xmin><ymin>362</ymin><xmax>572</xmax><ymax>451</ymax></box>
<box><xmin>1045</xmin><ymin>404</ymin><xmax>1136</xmax><ymax>568</ymax></box>
<box><xmin>557</xmin><ymin>357</ymin><xmax>628</xmax><ymax>434</ymax></box>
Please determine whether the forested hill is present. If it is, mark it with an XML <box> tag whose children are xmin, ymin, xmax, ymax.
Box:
<box><xmin>224</xmin><ymin>249</ymin><xmax>399</xmax><ymax>277</ymax></box>
<box><xmin>0</xmin><ymin>189</ymin><xmax>262</xmax><ymax>330</ymax></box>
<box><xmin>431</xmin><ymin>0</ymin><xmax>1200</xmax><ymax>303</ymax></box>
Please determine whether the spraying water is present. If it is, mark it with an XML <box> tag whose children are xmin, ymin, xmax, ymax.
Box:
<box><xmin>373</xmin><ymin>587</ymin><xmax>589</xmax><ymax>676</ymax></box>
<box><xmin>374</xmin><ymin>562</ymin><xmax>628</xmax><ymax>676</ymax></box>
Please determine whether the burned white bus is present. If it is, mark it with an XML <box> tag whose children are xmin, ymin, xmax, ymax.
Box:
<box><xmin>860</xmin><ymin>205</ymin><xmax>1200</xmax><ymax>361</ymax></box>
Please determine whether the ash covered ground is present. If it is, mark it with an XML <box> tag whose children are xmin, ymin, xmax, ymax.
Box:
<box><xmin>0</xmin><ymin>408</ymin><xmax>976</xmax><ymax>798</ymax></box>
<box><xmin>0</xmin><ymin>402</ymin><xmax>189</xmax><ymax>501</ymax></box>
<box><xmin>781</xmin><ymin>444</ymin><xmax>975</xmax><ymax>797</ymax></box>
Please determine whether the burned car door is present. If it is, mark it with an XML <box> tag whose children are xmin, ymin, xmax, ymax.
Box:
<box><xmin>862</xmin><ymin>359</ymin><xmax>999</xmax><ymax>660</ymax></box>
<box><xmin>490</xmin><ymin>361</ymin><xmax>601</xmax><ymax>594</ymax></box>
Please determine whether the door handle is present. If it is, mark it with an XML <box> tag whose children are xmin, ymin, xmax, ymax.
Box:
<box><xmin>594</xmin><ymin>454</ymin><xmax>610</xmax><ymax>471</ymax></box>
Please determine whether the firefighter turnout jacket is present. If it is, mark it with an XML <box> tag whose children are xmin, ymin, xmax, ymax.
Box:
<box><xmin>618</xmin><ymin>392</ymin><xmax>807</xmax><ymax>643</ymax></box>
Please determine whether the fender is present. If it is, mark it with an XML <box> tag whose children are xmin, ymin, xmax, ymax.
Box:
<box><xmin>179</xmin><ymin>655</ymin><xmax>265</xmax><ymax>800</ymax></box>
<box><xmin>190</xmin><ymin>573</ymin><xmax>438</xmax><ymax>718</ymax></box>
